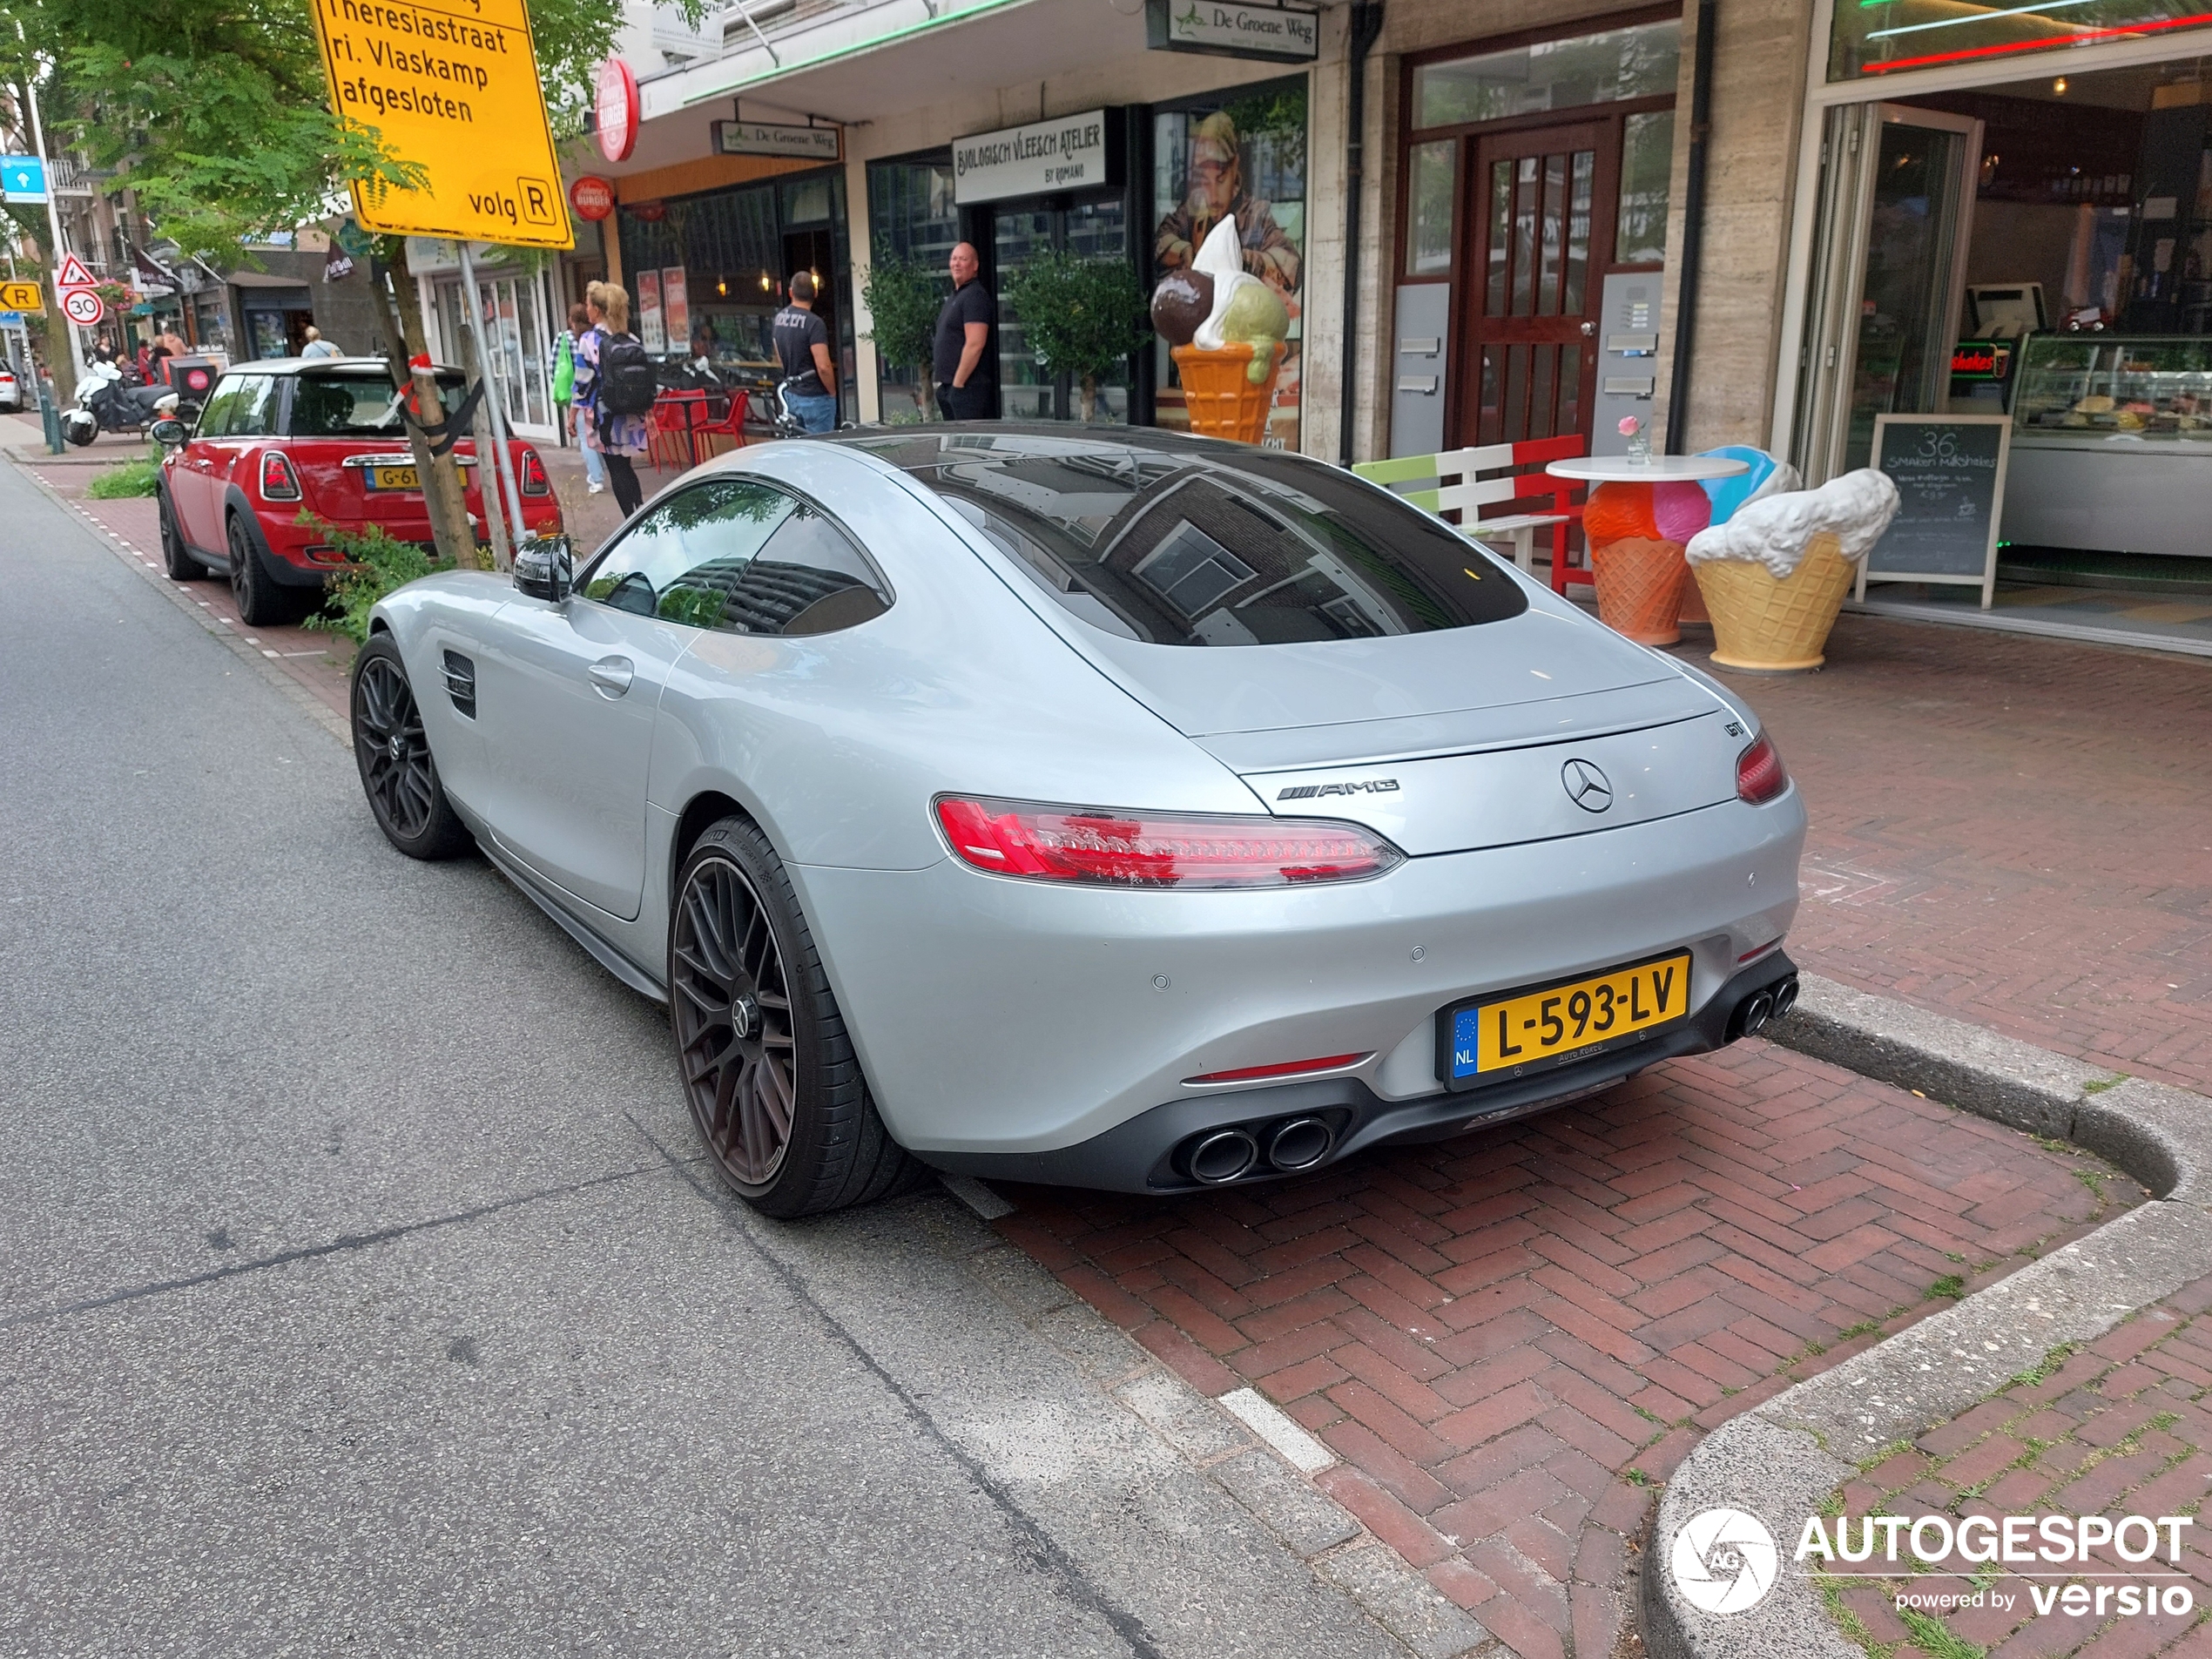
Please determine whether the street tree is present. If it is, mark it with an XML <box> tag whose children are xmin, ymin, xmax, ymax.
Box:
<box><xmin>18</xmin><ymin>0</ymin><xmax>705</xmax><ymax>561</ymax></box>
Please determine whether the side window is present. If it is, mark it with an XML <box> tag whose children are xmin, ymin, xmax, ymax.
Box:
<box><xmin>730</xmin><ymin>503</ymin><xmax>891</xmax><ymax>636</ymax></box>
<box><xmin>193</xmin><ymin>380</ymin><xmax>245</xmax><ymax>438</ymax></box>
<box><xmin>580</xmin><ymin>477</ymin><xmax>796</xmax><ymax>630</ymax></box>
<box><xmin>578</xmin><ymin>478</ymin><xmax>892</xmax><ymax>637</ymax></box>
<box><xmin>227</xmin><ymin>376</ymin><xmax>281</xmax><ymax>438</ymax></box>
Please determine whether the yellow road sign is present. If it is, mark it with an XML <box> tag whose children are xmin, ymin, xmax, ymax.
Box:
<box><xmin>0</xmin><ymin>280</ymin><xmax>42</xmax><ymax>314</ymax></box>
<box><xmin>308</xmin><ymin>0</ymin><xmax>573</xmax><ymax>250</ymax></box>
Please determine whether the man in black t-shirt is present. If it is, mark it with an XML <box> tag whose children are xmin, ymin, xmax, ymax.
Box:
<box><xmin>772</xmin><ymin>272</ymin><xmax>837</xmax><ymax>434</ymax></box>
<box><xmin>933</xmin><ymin>242</ymin><xmax>995</xmax><ymax>421</ymax></box>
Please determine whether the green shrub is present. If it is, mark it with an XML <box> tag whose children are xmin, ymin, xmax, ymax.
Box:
<box><xmin>298</xmin><ymin>512</ymin><xmax>454</xmax><ymax>644</ymax></box>
<box><xmin>86</xmin><ymin>450</ymin><xmax>161</xmax><ymax>498</ymax></box>
<box><xmin>860</xmin><ymin>257</ymin><xmax>948</xmax><ymax>389</ymax></box>
<box><xmin>999</xmin><ymin>251</ymin><xmax>1151</xmax><ymax>422</ymax></box>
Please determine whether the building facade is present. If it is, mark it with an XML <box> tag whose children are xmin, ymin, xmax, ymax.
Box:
<box><xmin>570</xmin><ymin>0</ymin><xmax>2212</xmax><ymax>564</ymax></box>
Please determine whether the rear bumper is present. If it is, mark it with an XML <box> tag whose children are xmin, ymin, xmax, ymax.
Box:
<box><xmin>921</xmin><ymin>952</ymin><xmax>1798</xmax><ymax>1194</ymax></box>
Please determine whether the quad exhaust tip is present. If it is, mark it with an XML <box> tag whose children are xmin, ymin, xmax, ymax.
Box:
<box><xmin>1738</xmin><ymin>991</ymin><xmax>1776</xmax><ymax>1037</ymax></box>
<box><xmin>1268</xmin><ymin>1117</ymin><xmax>1334</xmax><ymax>1172</ymax></box>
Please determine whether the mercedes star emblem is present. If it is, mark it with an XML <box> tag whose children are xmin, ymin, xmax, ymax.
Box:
<box><xmin>1561</xmin><ymin>759</ymin><xmax>1614</xmax><ymax>813</ymax></box>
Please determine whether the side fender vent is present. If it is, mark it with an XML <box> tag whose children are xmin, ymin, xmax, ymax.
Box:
<box><xmin>442</xmin><ymin>650</ymin><xmax>477</xmax><ymax>720</ymax></box>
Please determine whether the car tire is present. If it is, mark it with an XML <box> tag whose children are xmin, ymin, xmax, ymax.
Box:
<box><xmin>226</xmin><ymin>511</ymin><xmax>288</xmax><ymax>626</ymax></box>
<box><xmin>671</xmin><ymin>816</ymin><xmax>924</xmax><ymax>1218</ymax></box>
<box><xmin>349</xmin><ymin>635</ymin><xmax>474</xmax><ymax>860</ymax></box>
<box><xmin>158</xmin><ymin>487</ymin><xmax>201</xmax><ymax>581</ymax></box>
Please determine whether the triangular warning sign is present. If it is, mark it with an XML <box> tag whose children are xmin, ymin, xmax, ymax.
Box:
<box><xmin>54</xmin><ymin>252</ymin><xmax>94</xmax><ymax>290</ymax></box>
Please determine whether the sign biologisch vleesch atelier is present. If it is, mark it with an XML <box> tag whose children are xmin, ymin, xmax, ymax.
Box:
<box><xmin>953</xmin><ymin>110</ymin><xmax>1123</xmax><ymax>206</ymax></box>
<box><xmin>308</xmin><ymin>0</ymin><xmax>572</xmax><ymax>250</ymax></box>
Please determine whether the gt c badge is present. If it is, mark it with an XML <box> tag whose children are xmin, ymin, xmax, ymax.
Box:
<box><xmin>1278</xmin><ymin>779</ymin><xmax>1400</xmax><ymax>801</ymax></box>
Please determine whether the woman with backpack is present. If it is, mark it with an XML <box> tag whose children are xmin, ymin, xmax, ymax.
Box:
<box><xmin>550</xmin><ymin>302</ymin><xmax>604</xmax><ymax>496</ymax></box>
<box><xmin>574</xmin><ymin>280</ymin><xmax>652</xmax><ymax>518</ymax></box>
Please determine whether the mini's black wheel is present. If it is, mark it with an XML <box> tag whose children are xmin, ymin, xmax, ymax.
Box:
<box><xmin>158</xmin><ymin>487</ymin><xmax>201</xmax><ymax>581</ymax></box>
<box><xmin>227</xmin><ymin>513</ymin><xmax>287</xmax><ymax>626</ymax></box>
<box><xmin>671</xmin><ymin>816</ymin><xmax>922</xmax><ymax>1217</ymax></box>
<box><xmin>350</xmin><ymin>636</ymin><xmax>472</xmax><ymax>860</ymax></box>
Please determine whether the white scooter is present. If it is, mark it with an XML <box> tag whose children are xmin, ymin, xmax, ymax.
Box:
<box><xmin>63</xmin><ymin>358</ymin><xmax>179</xmax><ymax>447</ymax></box>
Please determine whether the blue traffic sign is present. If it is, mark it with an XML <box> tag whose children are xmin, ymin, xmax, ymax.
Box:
<box><xmin>0</xmin><ymin>156</ymin><xmax>47</xmax><ymax>204</ymax></box>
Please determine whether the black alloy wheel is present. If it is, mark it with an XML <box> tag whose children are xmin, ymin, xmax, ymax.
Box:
<box><xmin>349</xmin><ymin>636</ymin><xmax>472</xmax><ymax>860</ymax></box>
<box><xmin>671</xmin><ymin>817</ymin><xmax>921</xmax><ymax>1217</ymax></box>
<box><xmin>227</xmin><ymin>512</ymin><xmax>285</xmax><ymax>626</ymax></box>
<box><xmin>158</xmin><ymin>488</ymin><xmax>201</xmax><ymax>581</ymax></box>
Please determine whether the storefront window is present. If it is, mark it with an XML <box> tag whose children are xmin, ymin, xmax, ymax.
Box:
<box><xmin>867</xmin><ymin>155</ymin><xmax>959</xmax><ymax>421</ymax></box>
<box><xmin>1615</xmin><ymin>110</ymin><xmax>1675</xmax><ymax>264</ymax></box>
<box><xmin>1413</xmin><ymin>21</ymin><xmax>1679</xmax><ymax>129</ymax></box>
<box><xmin>1831</xmin><ymin>0</ymin><xmax>2212</xmax><ymax>81</ymax></box>
<box><xmin>621</xmin><ymin>184</ymin><xmax>784</xmax><ymax>391</ymax></box>
<box><xmin>1152</xmin><ymin>79</ymin><xmax>1307</xmax><ymax>446</ymax></box>
<box><xmin>1407</xmin><ymin>140</ymin><xmax>1456</xmax><ymax>274</ymax></box>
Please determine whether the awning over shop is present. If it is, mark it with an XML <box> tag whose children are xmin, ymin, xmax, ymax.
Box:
<box><xmin>620</xmin><ymin>0</ymin><xmax>1150</xmax><ymax>171</ymax></box>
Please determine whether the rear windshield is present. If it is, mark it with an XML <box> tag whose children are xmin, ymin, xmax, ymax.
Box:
<box><xmin>847</xmin><ymin>430</ymin><xmax>1527</xmax><ymax>645</ymax></box>
<box><xmin>287</xmin><ymin>371</ymin><xmax>469</xmax><ymax>438</ymax></box>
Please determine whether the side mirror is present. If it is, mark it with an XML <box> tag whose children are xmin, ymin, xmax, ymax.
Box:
<box><xmin>149</xmin><ymin>417</ymin><xmax>187</xmax><ymax>448</ymax></box>
<box><xmin>514</xmin><ymin>534</ymin><xmax>573</xmax><ymax>603</ymax></box>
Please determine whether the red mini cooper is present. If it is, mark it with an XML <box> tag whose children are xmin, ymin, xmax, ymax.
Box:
<box><xmin>152</xmin><ymin>356</ymin><xmax>563</xmax><ymax>625</ymax></box>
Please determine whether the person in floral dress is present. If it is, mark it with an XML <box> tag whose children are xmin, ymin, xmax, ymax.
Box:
<box><xmin>574</xmin><ymin>281</ymin><xmax>650</xmax><ymax>518</ymax></box>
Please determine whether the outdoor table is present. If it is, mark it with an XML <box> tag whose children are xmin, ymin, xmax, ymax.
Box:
<box><xmin>1547</xmin><ymin>454</ymin><xmax>1749</xmax><ymax>646</ymax></box>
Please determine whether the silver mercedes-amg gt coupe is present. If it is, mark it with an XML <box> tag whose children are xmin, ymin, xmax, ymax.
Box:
<box><xmin>351</xmin><ymin>426</ymin><xmax>1804</xmax><ymax>1217</ymax></box>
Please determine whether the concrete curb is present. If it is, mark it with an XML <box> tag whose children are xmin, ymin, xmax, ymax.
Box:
<box><xmin>1644</xmin><ymin>974</ymin><xmax>2212</xmax><ymax>1659</ymax></box>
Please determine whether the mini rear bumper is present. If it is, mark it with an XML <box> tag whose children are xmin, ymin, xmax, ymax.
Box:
<box><xmin>921</xmin><ymin>951</ymin><xmax>1798</xmax><ymax>1194</ymax></box>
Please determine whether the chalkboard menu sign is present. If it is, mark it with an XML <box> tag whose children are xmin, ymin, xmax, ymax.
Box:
<box><xmin>1862</xmin><ymin>414</ymin><xmax>2011</xmax><ymax>608</ymax></box>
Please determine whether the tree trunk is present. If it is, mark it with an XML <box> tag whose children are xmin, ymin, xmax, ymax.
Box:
<box><xmin>370</xmin><ymin>244</ymin><xmax>479</xmax><ymax>570</ymax></box>
<box><xmin>454</xmin><ymin>322</ymin><xmax>511</xmax><ymax>571</ymax></box>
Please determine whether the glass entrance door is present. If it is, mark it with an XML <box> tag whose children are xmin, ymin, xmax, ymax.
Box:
<box><xmin>1459</xmin><ymin>121</ymin><xmax>1606</xmax><ymax>448</ymax></box>
<box><xmin>1794</xmin><ymin>104</ymin><xmax>1983</xmax><ymax>479</ymax></box>
<box><xmin>990</xmin><ymin>196</ymin><xmax>1131</xmax><ymax>422</ymax></box>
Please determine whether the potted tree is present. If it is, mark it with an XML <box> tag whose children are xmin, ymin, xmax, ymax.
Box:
<box><xmin>859</xmin><ymin>258</ymin><xmax>947</xmax><ymax>421</ymax></box>
<box><xmin>1001</xmin><ymin>250</ymin><xmax>1151</xmax><ymax>423</ymax></box>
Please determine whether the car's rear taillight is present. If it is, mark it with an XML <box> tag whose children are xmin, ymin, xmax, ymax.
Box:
<box><xmin>259</xmin><ymin>450</ymin><xmax>301</xmax><ymax>502</ymax></box>
<box><xmin>1737</xmin><ymin>734</ymin><xmax>1789</xmax><ymax>804</ymax></box>
<box><xmin>518</xmin><ymin>448</ymin><xmax>550</xmax><ymax>495</ymax></box>
<box><xmin>934</xmin><ymin>796</ymin><xmax>1403</xmax><ymax>888</ymax></box>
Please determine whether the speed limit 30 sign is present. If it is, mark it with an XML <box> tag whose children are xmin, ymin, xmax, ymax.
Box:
<box><xmin>60</xmin><ymin>287</ymin><xmax>104</xmax><ymax>327</ymax></box>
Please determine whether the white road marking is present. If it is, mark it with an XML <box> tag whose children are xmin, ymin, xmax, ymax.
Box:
<box><xmin>1217</xmin><ymin>1386</ymin><xmax>1336</xmax><ymax>1473</ymax></box>
<box><xmin>939</xmin><ymin>1174</ymin><xmax>1015</xmax><ymax>1220</ymax></box>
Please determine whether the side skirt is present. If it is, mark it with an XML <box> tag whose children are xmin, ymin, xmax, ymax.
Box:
<box><xmin>474</xmin><ymin>832</ymin><xmax>670</xmax><ymax>1004</ymax></box>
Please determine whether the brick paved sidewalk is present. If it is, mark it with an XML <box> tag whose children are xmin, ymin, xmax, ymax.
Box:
<box><xmin>1695</xmin><ymin>617</ymin><xmax>2212</xmax><ymax>1095</ymax></box>
<box><xmin>1001</xmin><ymin>1044</ymin><xmax>2141</xmax><ymax>1659</ymax></box>
<box><xmin>1817</xmin><ymin>1274</ymin><xmax>2212</xmax><ymax>1657</ymax></box>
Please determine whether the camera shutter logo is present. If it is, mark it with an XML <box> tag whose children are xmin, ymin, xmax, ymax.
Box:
<box><xmin>1670</xmin><ymin>1508</ymin><xmax>1779</xmax><ymax>1615</ymax></box>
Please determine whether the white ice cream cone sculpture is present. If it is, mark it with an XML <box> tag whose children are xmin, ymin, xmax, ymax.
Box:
<box><xmin>1685</xmin><ymin>469</ymin><xmax>1900</xmax><ymax>674</ymax></box>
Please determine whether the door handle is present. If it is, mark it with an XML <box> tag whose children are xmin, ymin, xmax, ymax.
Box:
<box><xmin>1580</xmin><ymin>320</ymin><xmax>1597</xmax><ymax>337</ymax></box>
<box><xmin>587</xmin><ymin>656</ymin><xmax>635</xmax><ymax>698</ymax></box>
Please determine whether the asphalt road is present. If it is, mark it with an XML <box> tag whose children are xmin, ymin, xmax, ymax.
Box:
<box><xmin>0</xmin><ymin>457</ymin><xmax>1406</xmax><ymax>1658</ymax></box>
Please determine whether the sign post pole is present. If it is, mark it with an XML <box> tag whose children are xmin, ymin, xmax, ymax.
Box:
<box><xmin>455</xmin><ymin>240</ymin><xmax>531</xmax><ymax>568</ymax></box>
<box><xmin>17</xmin><ymin>37</ymin><xmax>77</xmax><ymax>449</ymax></box>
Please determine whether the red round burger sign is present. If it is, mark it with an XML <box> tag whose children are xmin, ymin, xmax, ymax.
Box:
<box><xmin>596</xmin><ymin>58</ymin><xmax>638</xmax><ymax>163</ymax></box>
<box><xmin>570</xmin><ymin>176</ymin><xmax>616</xmax><ymax>222</ymax></box>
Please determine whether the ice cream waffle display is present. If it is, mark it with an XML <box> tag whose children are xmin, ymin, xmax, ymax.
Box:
<box><xmin>1152</xmin><ymin>219</ymin><xmax>1289</xmax><ymax>444</ymax></box>
<box><xmin>1685</xmin><ymin>469</ymin><xmax>1901</xmax><ymax>672</ymax></box>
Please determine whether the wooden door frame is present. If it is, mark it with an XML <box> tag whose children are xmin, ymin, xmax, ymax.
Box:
<box><xmin>1392</xmin><ymin>4</ymin><xmax>1678</xmax><ymax>450</ymax></box>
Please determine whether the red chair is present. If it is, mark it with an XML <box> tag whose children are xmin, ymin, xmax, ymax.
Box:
<box><xmin>647</xmin><ymin>391</ymin><xmax>705</xmax><ymax>471</ymax></box>
<box><xmin>691</xmin><ymin>389</ymin><xmax>752</xmax><ymax>457</ymax></box>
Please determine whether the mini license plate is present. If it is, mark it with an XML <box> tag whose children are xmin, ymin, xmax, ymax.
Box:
<box><xmin>1440</xmin><ymin>950</ymin><xmax>1695</xmax><ymax>1088</ymax></box>
<box><xmin>363</xmin><ymin>464</ymin><xmax>420</xmax><ymax>490</ymax></box>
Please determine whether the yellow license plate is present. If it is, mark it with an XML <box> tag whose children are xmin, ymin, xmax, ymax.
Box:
<box><xmin>1446</xmin><ymin>950</ymin><xmax>1693</xmax><ymax>1083</ymax></box>
<box><xmin>366</xmin><ymin>465</ymin><xmax>420</xmax><ymax>490</ymax></box>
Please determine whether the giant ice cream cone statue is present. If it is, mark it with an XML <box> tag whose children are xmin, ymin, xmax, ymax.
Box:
<box><xmin>1686</xmin><ymin>469</ymin><xmax>1901</xmax><ymax>672</ymax></box>
<box><xmin>1154</xmin><ymin>219</ymin><xmax>1289</xmax><ymax>444</ymax></box>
